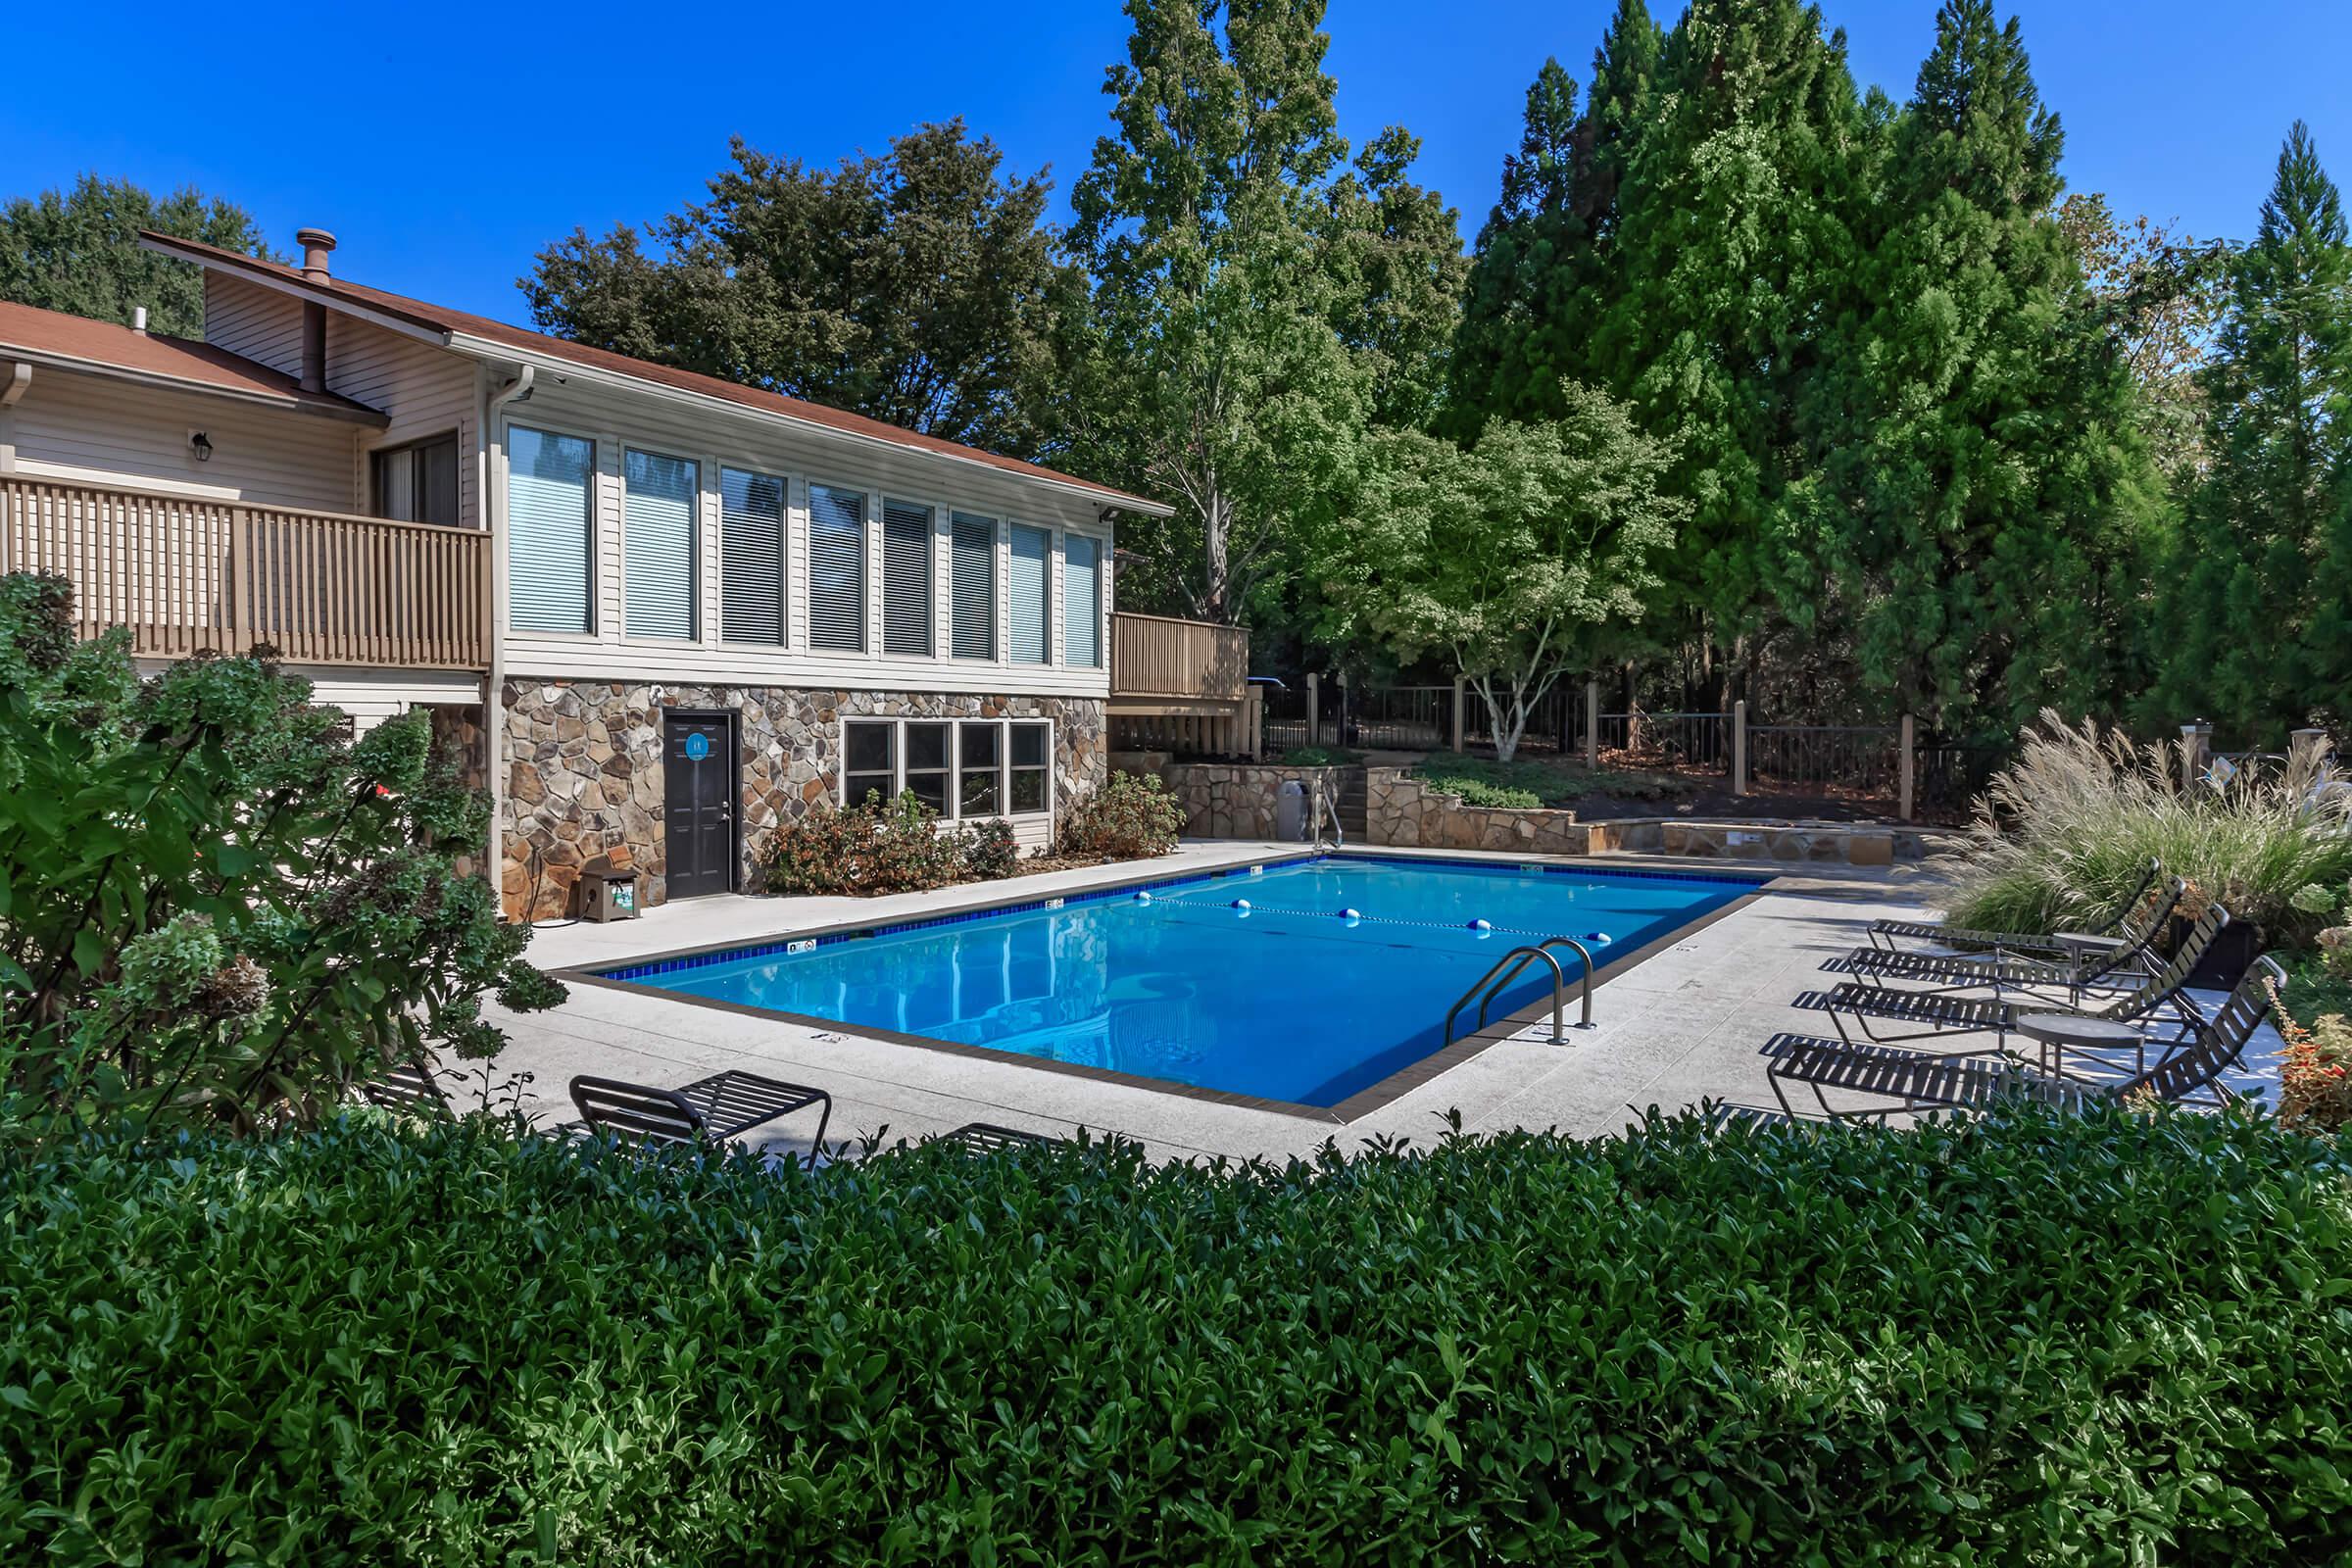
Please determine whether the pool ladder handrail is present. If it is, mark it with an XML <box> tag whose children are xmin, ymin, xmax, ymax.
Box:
<box><xmin>1442</xmin><ymin>936</ymin><xmax>1597</xmax><ymax>1047</ymax></box>
<box><xmin>1312</xmin><ymin>772</ymin><xmax>1345</xmax><ymax>850</ymax></box>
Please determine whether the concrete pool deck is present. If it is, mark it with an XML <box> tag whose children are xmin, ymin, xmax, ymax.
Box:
<box><xmin>483</xmin><ymin>840</ymin><xmax>2095</xmax><ymax>1163</ymax></box>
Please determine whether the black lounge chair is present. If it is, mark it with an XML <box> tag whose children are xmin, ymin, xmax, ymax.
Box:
<box><xmin>569</xmin><ymin>1071</ymin><xmax>832</xmax><ymax>1156</ymax></box>
<box><xmin>1797</xmin><ymin>903</ymin><xmax>2230</xmax><ymax>1058</ymax></box>
<box><xmin>361</xmin><ymin>1054</ymin><xmax>456</xmax><ymax>1121</ymax></box>
<box><xmin>1866</xmin><ymin>857</ymin><xmax>2163</xmax><ymax>956</ymax></box>
<box><xmin>937</xmin><ymin>1121</ymin><xmax>1069</xmax><ymax>1152</ymax></box>
<box><xmin>1836</xmin><ymin>878</ymin><xmax>2186</xmax><ymax>997</ymax></box>
<box><xmin>1766</xmin><ymin>956</ymin><xmax>2284</xmax><ymax>1123</ymax></box>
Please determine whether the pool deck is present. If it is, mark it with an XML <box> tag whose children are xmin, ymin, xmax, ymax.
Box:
<box><xmin>487</xmin><ymin>839</ymin><xmax>2159</xmax><ymax>1163</ymax></box>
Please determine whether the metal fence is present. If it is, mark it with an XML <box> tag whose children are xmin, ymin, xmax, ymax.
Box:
<box><xmin>1915</xmin><ymin>743</ymin><xmax>2013</xmax><ymax>813</ymax></box>
<box><xmin>1747</xmin><ymin>724</ymin><xmax>1899</xmax><ymax>795</ymax></box>
<box><xmin>1595</xmin><ymin>711</ymin><xmax>1732</xmax><ymax>771</ymax></box>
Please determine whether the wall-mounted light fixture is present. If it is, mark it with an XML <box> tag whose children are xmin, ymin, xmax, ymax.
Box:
<box><xmin>189</xmin><ymin>431</ymin><xmax>213</xmax><ymax>463</ymax></box>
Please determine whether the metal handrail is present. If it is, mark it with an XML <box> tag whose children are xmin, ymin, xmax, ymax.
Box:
<box><xmin>1479</xmin><ymin>936</ymin><xmax>1596</xmax><ymax>1033</ymax></box>
<box><xmin>1442</xmin><ymin>936</ymin><xmax>1596</xmax><ymax>1047</ymax></box>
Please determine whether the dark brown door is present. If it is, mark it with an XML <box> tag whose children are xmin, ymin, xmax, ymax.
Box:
<box><xmin>662</xmin><ymin>712</ymin><xmax>735</xmax><ymax>899</ymax></box>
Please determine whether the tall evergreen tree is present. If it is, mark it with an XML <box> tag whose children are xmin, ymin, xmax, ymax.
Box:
<box><xmin>2157</xmin><ymin>122</ymin><xmax>2352</xmax><ymax>736</ymax></box>
<box><xmin>1802</xmin><ymin>0</ymin><xmax>2157</xmax><ymax>729</ymax></box>
<box><xmin>0</xmin><ymin>174</ymin><xmax>273</xmax><ymax>339</ymax></box>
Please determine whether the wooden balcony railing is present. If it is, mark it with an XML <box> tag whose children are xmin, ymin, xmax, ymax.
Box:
<box><xmin>1109</xmin><ymin>611</ymin><xmax>1250</xmax><ymax>703</ymax></box>
<box><xmin>0</xmin><ymin>475</ymin><xmax>489</xmax><ymax>670</ymax></box>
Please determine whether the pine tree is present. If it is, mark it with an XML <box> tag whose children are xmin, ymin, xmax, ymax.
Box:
<box><xmin>1803</xmin><ymin>0</ymin><xmax>2157</xmax><ymax>729</ymax></box>
<box><xmin>2159</xmin><ymin>122</ymin><xmax>2352</xmax><ymax>737</ymax></box>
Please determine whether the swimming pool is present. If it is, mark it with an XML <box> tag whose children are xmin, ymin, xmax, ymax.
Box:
<box><xmin>595</xmin><ymin>855</ymin><xmax>1764</xmax><ymax>1114</ymax></box>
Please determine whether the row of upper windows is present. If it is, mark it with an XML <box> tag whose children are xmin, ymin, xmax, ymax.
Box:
<box><xmin>504</xmin><ymin>425</ymin><xmax>1105</xmax><ymax>665</ymax></box>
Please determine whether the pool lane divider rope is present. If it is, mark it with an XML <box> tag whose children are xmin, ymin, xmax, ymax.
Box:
<box><xmin>1144</xmin><ymin>890</ymin><xmax>1615</xmax><ymax>947</ymax></box>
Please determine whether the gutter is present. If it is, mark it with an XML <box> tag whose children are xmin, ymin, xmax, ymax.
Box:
<box><xmin>482</xmin><ymin>365</ymin><xmax>536</xmax><ymax>917</ymax></box>
<box><xmin>0</xmin><ymin>361</ymin><xmax>26</xmax><ymax>472</ymax></box>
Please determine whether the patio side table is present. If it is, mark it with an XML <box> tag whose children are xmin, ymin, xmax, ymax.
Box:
<box><xmin>2015</xmin><ymin>1011</ymin><xmax>2145</xmax><ymax>1079</ymax></box>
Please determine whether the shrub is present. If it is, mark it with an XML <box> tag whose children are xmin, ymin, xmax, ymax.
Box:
<box><xmin>1057</xmin><ymin>771</ymin><xmax>1184</xmax><ymax>858</ymax></box>
<box><xmin>1940</xmin><ymin>711</ymin><xmax>2352</xmax><ymax>943</ymax></box>
<box><xmin>0</xmin><ymin>573</ymin><xmax>561</xmax><ymax>1140</ymax></box>
<box><xmin>958</xmin><ymin>816</ymin><xmax>1019</xmax><ymax>880</ymax></box>
<box><xmin>1412</xmin><ymin>754</ymin><xmax>1691</xmax><ymax>810</ymax></box>
<box><xmin>760</xmin><ymin>790</ymin><xmax>962</xmax><ymax>896</ymax></box>
<box><xmin>1278</xmin><ymin>745</ymin><xmax>1363</xmax><ymax>766</ymax></box>
<box><xmin>7</xmin><ymin>1106</ymin><xmax>2352</xmax><ymax>1563</ymax></box>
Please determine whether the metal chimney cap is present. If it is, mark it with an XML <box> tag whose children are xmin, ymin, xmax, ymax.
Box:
<box><xmin>295</xmin><ymin>227</ymin><xmax>338</xmax><ymax>281</ymax></box>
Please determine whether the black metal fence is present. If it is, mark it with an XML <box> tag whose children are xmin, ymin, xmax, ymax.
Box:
<box><xmin>1747</xmin><ymin>724</ymin><xmax>1899</xmax><ymax>795</ymax></box>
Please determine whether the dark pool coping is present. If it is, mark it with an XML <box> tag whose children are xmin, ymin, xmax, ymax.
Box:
<box><xmin>557</xmin><ymin>849</ymin><xmax>1780</xmax><ymax>1126</ymax></box>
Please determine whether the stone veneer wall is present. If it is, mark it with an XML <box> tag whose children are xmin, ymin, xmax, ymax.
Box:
<box><xmin>501</xmin><ymin>681</ymin><xmax>1105</xmax><ymax>920</ymax></box>
<box><xmin>1141</xmin><ymin>760</ymin><xmax>1347</xmax><ymax>840</ymax></box>
<box><xmin>1365</xmin><ymin>767</ymin><xmax>1587</xmax><ymax>854</ymax></box>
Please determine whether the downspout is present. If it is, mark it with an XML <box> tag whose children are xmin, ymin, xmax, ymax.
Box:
<box><xmin>483</xmin><ymin>365</ymin><xmax>534</xmax><ymax>917</ymax></box>
<box><xmin>0</xmin><ymin>362</ymin><xmax>29</xmax><ymax>472</ymax></box>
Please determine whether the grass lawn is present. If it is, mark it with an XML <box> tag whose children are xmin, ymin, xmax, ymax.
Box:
<box><xmin>1410</xmin><ymin>752</ymin><xmax>1694</xmax><ymax>809</ymax></box>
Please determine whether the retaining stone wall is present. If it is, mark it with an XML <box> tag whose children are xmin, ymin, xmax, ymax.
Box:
<box><xmin>501</xmin><ymin>681</ymin><xmax>1104</xmax><ymax>919</ymax></box>
<box><xmin>1146</xmin><ymin>760</ymin><xmax>1346</xmax><ymax>840</ymax></box>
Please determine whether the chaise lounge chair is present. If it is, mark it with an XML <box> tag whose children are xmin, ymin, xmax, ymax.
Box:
<box><xmin>361</xmin><ymin>1054</ymin><xmax>456</xmax><ymax>1121</ymax></box>
<box><xmin>1835</xmin><ymin>877</ymin><xmax>2186</xmax><ymax>999</ymax></box>
<box><xmin>1866</xmin><ymin>858</ymin><xmax>2164</xmax><ymax>959</ymax></box>
<box><xmin>1795</xmin><ymin>902</ymin><xmax>2230</xmax><ymax>1063</ymax></box>
<box><xmin>1764</xmin><ymin>955</ymin><xmax>2283</xmax><ymax>1124</ymax></box>
<box><xmin>569</xmin><ymin>1071</ymin><xmax>833</xmax><ymax>1158</ymax></box>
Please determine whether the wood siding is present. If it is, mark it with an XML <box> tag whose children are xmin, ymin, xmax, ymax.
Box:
<box><xmin>1108</xmin><ymin>612</ymin><xmax>1250</xmax><ymax>702</ymax></box>
<box><xmin>1</xmin><ymin>474</ymin><xmax>488</xmax><ymax>668</ymax></box>
<box><xmin>496</xmin><ymin>376</ymin><xmax>1115</xmax><ymax>696</ymax></box>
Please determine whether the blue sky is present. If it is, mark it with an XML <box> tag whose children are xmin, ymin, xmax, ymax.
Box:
<box><xmin>6</xmin><ymin>1</ymin><xmax>2349</xmax><ymax>323</ymax></box>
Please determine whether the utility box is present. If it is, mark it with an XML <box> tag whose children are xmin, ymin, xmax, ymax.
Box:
<box><xmin>579</xmin><ymin>858</ymin><xmax>640</xmax><ymax>922</ymax></box>
<box><xmin>1275</xmin><ymin>779</ymin><xmax>1309</xmax><ymax>842</ymax></box>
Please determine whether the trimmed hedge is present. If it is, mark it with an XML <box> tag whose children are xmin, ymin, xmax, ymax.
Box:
<box><xmin>6</xmin><ymin>1108</ymin><xmax>2352</xmax><ymax>1563</ymax></box>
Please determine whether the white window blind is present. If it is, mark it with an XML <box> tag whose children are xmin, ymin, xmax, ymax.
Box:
<box><xmin>951</xmin><ymin>513</ymin><xmax>995</xmax><ymax>660</ymax></box>
<box><xmin>1008</xmin><ymin>523</ymin><xmax>1051</xmax><ymax>664</ymax></box>
<box><xmin>624</xmin><ymin>449</ymin><xmax>699</xmax><ymax>640</ymax></box>
<box><xmin>720</xmin><ymin>466</ymin><xmax>787</xmax><ymax>645</ymax></box>
<box><xmin>881</xmin><ymin>497</ymin><xmax>934</xmax><ymax>657</ymax></box>
<box><xmin>808</xmin><ymin>484</ymin><xmax>866</xmax><ymax>651</ymax></box>
<box><xmin>507</xmin><ymin>426</ymin><xmax>594</xmax><ymax>633</ymax></box>
<box><xmin>1063</xmin><ymin>533</ymin><xmax>1102</xmax><ymax>667</ymax></box>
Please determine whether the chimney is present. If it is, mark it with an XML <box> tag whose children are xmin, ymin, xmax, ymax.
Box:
<box><xmin>295</xmin><ymin>226</ymin><xmax>337</xmax><ymax>282</ymax></box>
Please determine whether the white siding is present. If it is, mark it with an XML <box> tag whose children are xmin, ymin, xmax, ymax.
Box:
<box><xmin>494</xmin><ymin>373</ymin><xmax>1118</xmax><ymax>697</ymax></box>
<box><xmin>5</xmin><ymin>365</ymin><xmax>358</xmax><ymax>512</ymax></box>
<box><xmin>202</xmin><ymin>275</ymin><xmax>306</xmax><ymax>377</ymax></box>
<box><xmin>326</xmin><ymin>316</ymin><xmax>482</xmax><ymax>530</ymax></box>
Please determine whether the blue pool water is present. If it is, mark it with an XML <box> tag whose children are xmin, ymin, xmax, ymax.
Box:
<box><xmin>606</xmin><ymin>856</ymin><xmax>1761</xmax><ymax>1109</ymax></box>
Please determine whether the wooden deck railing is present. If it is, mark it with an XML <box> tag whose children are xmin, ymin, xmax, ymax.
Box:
<box><xmin>0</xmin><ymin>475</ymin><xmax>489</xmax><ymax>669</ymax></box>
<box><xmin>1109</xmin><ymin>611</ymin><xmax>1250</xmax><ymax>703</ymax></box>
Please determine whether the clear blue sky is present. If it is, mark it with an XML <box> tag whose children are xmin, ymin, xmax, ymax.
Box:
<box><xmin>6</xmin><ymin>1</ymin><xmax>2349</xmax><ymax>323</ymax></box>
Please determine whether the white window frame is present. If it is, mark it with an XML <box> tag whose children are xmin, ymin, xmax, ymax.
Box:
<box><xmin>620</xmin><ymin>445</ymin><xmax>702</xmax><ymax>643</ymax></box>
<box><xmin>503</xmin><ymin>419</ymin><xmax>601</xmax><ymax>640</ymax></box>
<box><xmin>806</xmin><ymin>476</ymin><xmax>871</xmax><ymax>654</ymax></box>
<box><xmin>717</xmin><ymin>462</ymin><xmax>791</xmax><ymax>647</ymax></box>
<box><xmin>1061</xmin><ymin>528</ymin><xmax>1106</xmax><ymax>669</ymax></box>
<box><xmin>838</xmin><ymin>716</ymin><xmax>1054</xmax><ymax>819</ymax></box>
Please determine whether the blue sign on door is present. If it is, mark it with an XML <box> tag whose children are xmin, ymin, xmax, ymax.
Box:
<box><xmin>684</xmin><ymin>732</ymin><xmax>711</xmax><ymax>761</ymax></box>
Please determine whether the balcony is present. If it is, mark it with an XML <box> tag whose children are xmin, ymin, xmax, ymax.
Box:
<box><xmin>1107</xmin><ymin>611</ymin><xmax>1260</xmax><ymax>758</ymax></box>
<box><xmin>0</xmin><ymin>474</ymin><xmax>489</xmax><ymax>670</ymax></box>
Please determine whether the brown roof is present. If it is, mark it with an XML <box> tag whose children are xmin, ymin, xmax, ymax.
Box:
<box><xmin>0</xmin><ymin>298</ymin><xmax>386</xmax><ymax>423</ymax></box>
<box><xmin>139</xmin><ymin>231</ymin><xmax>1170</xmax><ymax>514</ymax></box>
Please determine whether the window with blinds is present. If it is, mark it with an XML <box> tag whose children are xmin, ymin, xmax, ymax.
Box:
<box><xmin>1063</xmin><ymin>533</ymin><xmax>1102</xmax><ymax>667</ymax></box>
<box><xmin>720</xmin><ymin>466</ymin><xmax>787</xmax><ymax>645</ymax></box>
<box><xmin>881</xmin><ymin>498</ymin><xmax>935</xmax><ymax>657</ymax></box>
<box><xmin>808</xmin><ymin>483</ymin><xmax>867</xmax><ymax>651</ymax></box>
<box><xmin>507</xmin><ymin>426</ymin><xmax>594</xmax><ymax>633</ymax></box>
<box><xmin>950</xmin><ymin>513</ymin><xmax>995</xmax><ymax>660</ymax></box>
<box><xmin>624</xmin><ymin>449</ymin><xmax>699</xmax><ymax>640</ymax></box>
<box><xmin>1008</xmin><ymin>523</ymin><xmax>1051</xmax><ymax>664</ymax></box>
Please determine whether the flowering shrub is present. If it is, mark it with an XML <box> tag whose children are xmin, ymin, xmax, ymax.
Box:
<box><xmin>1057</xmin><ymin>771</ymin><xmax>1185</xmax><ymax>858</ymax></box>
<box><xmin>2274</xmin><ymin>992</ymin><xmax>2352</xmax><ymax>1133</ymax></box>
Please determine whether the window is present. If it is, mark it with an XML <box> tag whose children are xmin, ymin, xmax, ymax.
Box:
<box><xmin>950</xmin><ymin>512</ymin><xmax>995</xmax><ymax>660</ymax></box>
<box><xmin>624</xmin><ymin>449</ymin><xmax>699</xmax><ymax>640</ymax></box>
<box><xmin>958</xmin><ymin>722</ymin><xmax>1001</xmax><ymax>815</ymax></box>
<box><xmin>720</xmin><ymin>466</ymin><xmax>787</xmax><ymax>645</ymax></box>
<box><xmin>1009</xmin><ymin>721</ymin><xmax>1051</xmax><ymax>814</ymax></box>
<box><xmin>1009</xmin><ymin>523</ymin><xmax>1051</xmax><ymax>664</ymax></box>
<box><xmin>808</xmin><ymin>484</ymin><xmax>866</xmax><ymax>651</ymax></box>
<box><xmin>904</xmin><ymin>721</ymin><xmax>951</xmax><ymax>813</ymax></box>
<box><xmin>844</xmin><ymin>720</ymin><xmax>896</xmax><ymax>807</ymax></box>
<box><xmin>1063</xmin><ymin>533</ymin><xmax>1102</xmax><ymax>667</ymax></box>
<box><xmin>507</xmin><ymin>426</ymin><xmax>594</xmax><ymax>633</ymax></box>
<box><xmin>881</xmin><ymin>497</ymin><xmax>934</xmax><ymax>657</ymax></box>
<box><xmin>372</xmin><ymin>432</ymin><xmax>460</xmax><ymax>526</ymax></box>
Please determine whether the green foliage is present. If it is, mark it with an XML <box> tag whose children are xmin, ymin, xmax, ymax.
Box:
<box><xmin>1277</xmin><ymin>745</ymin><xmax>1363</xmax><ymax>767</ymax></box>
<box><xmin>1060</xmin><ymin>0</ymin><xmax>1463</xmax><ymax>622</ymax></box>
<box><xmin>1938</xmin><ymin>711</ymin><xmax>2352</xmax><ymax>943</ymax></box>
<box><xmin>760</xmin><ymin>790</ymin><xmax>984</xmax><ymax>896</ymax></box>
<box><xmin>523</xmin><ymin>122</ymin><xmax>1071</xmax><ymax>457</ymax></box>
<box><xmin>1414</xmin><ymin>753</ymin><xmax>1690</xmax><ymax>810</ymax></box>
<box><xmin>8</xmin><ymin>1106</ymin><xmax>2352</xmax><ymax>1562</ymax></box>
<box><xmin>1309</xmin><ymin>382</ymin><xmax>1683</xmax><ymax>760</ymax></box>
<box><xmin>0</xmin><ymin>173</ymin><xmax>276</xmax><ymax>339</ymax></box>
<box><xmin>961</xmin><ymin>816</ymin><xmax>1020</xmax><ymax>881</ymax></box>
<box><xmin>0</xmin><ymin>574</ymin><xmax>560</xmax><ymax>1139</ymax></box>
<box><xmin>1055</xmin><ymin>771</ymin><xmax>1183</xmax><ymax>859</ymax></box>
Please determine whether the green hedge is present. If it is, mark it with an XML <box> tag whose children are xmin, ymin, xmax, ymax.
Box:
<box><xmin>6</xmin><ymin>1109</ymin><xmax>2352</xmax><ymax>1564</ymax></box>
